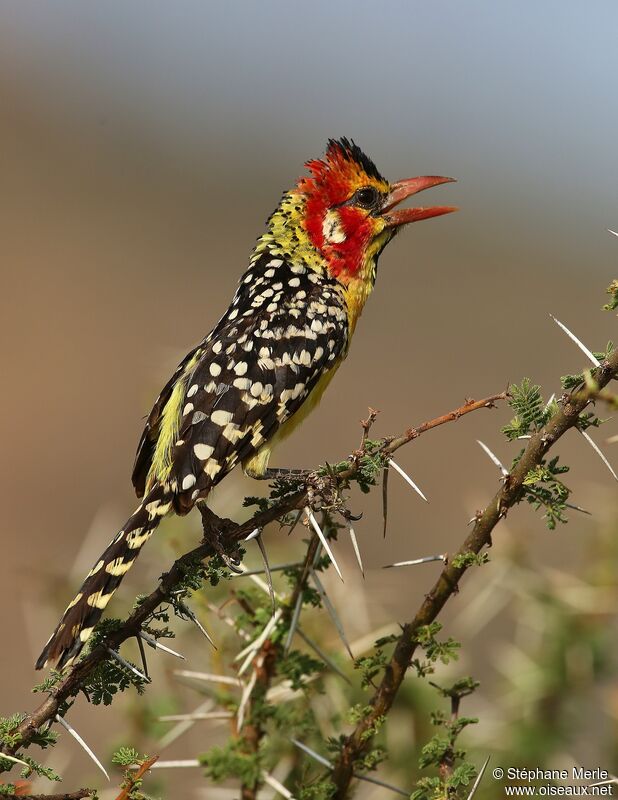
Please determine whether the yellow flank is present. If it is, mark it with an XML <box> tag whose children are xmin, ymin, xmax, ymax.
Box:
<box><xmin>242</xmin><ymin>360</ymin><xmax>342</xmax><ymax>478</ymax></box>
<box><xmin>147</xmin><ymin>352</ymin><xmax>201</xmax><ymax>489</ymax></box>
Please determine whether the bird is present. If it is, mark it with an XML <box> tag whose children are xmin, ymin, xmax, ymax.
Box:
<box><xmin>36</xmin><ymin>138</ymin><xmax>456</xmax><ymax>670</ymax></box>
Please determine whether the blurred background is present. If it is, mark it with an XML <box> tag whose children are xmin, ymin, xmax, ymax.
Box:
<box><xmin>1</xmin><ymin>1</ymin><xmax>618</xmax><ymax>796</ymax></box>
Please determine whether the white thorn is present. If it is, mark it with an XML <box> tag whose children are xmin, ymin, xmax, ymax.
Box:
<box><xmin>231</xmin><ymin>562</ymin><xmax>302</xmax><ymax>577</ymax></box>
<box><xmin>236</xmin><ymin>609</ymin><xmax>282</xmax><ymax>675</ymax></box>
<box><xmin>347</xmin><ymin>524</ymin><xmax>364</xmax><ymax>577</ymax></box>
<box><xmin>248</xmin><ymin>572</ymin><xmax>283</xmax><ymax>603</ymax></box>
<box><xmin>291</xmin><ymin>738</ymin><xmax>408</xmax><ymax>796</ymax></box>
<box><xmin>254</xmin><ymin>534</ymin><xmax>276</xmax><ymax>615</ymax></box>
<box><xmin>263</xmin><ymin>770</ymin><xmax>296</xmax><ymax>799</ymax></box>
<box><xmin>157</xmin><ymin>699</ymin><xmax>214</xmax><ymax>749</ymax></box>
<box><xmin>266</xmin><ymin>673</ymin><xmax>318</xmax><ymax>703</ymax></box>
<box><xmin>550</xmin><ymin>314</ymin><xmax>601</xmax><ymax>367</ymax></box>
<box><xmin>311</xmin><ymin>570</ymin><xmax>353</xmax><ymax>659</ymax></box>
<box><xmin>544</xmin><ymin>392</ymin><xmax>556</xmax><ymax>412</ymax></box>
<box><xmin>178</xmin><ymin>601</ymin><xmax>216</xmax><ymax>648</ymax></box>
<box><xmin>388</xmin><ymin>459</ymin><xmax>428</xmax><ymax>501</ymax></box>
<box><xmin>295</xmin><ymin>628</ymin><xmax>350</xmax><ymax>682</ymax></box>
<box><xmin>148</xmin><ymin>759</ymin><xmax>200</xmax><ymax>769</ymax></box>
<box><xmin>0</xmin><ymin>752</ymin><xmax>30</xmax><ymax>768</ymax></box>
<box><xmin>383</xmin><ymin>554</ymin><xmax>446</xmax><ymax>569</ymax></box>
<box><xmin>517</xmin><ymin>435</ymin><xmax>532</xmax><ymax>440</ymax></box>
<box><xmin>304</xmin><ymin>508</ymin><xmax>343</xmax><ymax>581</ymax></box>
<box><xmin>284</xmin><ymin>591</ymin><xmax>304</xmax><ymax>654</ymax></box>
<box><xmin>173</xmin><ymin>670</ymin><xmax>242</xmax><ymax>687</ymax></box>
<box><xmin>244</xmin><ymin>527</ymin><xmax>261</xmax><ymax>541</ymax></box>
<box><xmin>608</xmin><ymin>229</ymin><xmax>618</xmax><ymax>237</ymax></box>
<box><xmin>237</xmin><ymin>668</ymin><xmax>258</xmax><ymax>730</ymax></box>
<box><xmin>565</xmin><ymin>502</ymin><xmax>591</xmax><ymax>515</ymax></box>
<box><xmin>580</xmin><ymin>429</ymin><xmax>618</xmax><ymax>481</ymax></box>
<box><xmin>589</xmin><ymin>776</ymin><xmax>618</xmax><ymax>788</ymax></box>
<box><xmin>291</xmin><ymin>738</ymin><xmax>333</xmax><ymax>769</ymax></box>
<box><xmin>158</xmin><ymin>711</ymin><xmax>233</xmax><ymax>722</ymax></box>
<box><xmin>139</xmin><ymin>632</ymin><xmax>185</xmax><ymax>660</ymax></box>
<box><xmin>106</xmin><ymin>646</ymin><xmax>150</xmax><ymax>682</ymax></box>
<box><xmin>354</xmin><ymin>773</ymin><xmax>409</xmax><ymax>796</ymax></box>
<box><xmin>55</xmin><ymin>714</ymin><xmax>109</xmax><ymax>781</ymax></box>
<box><xmin>477</xmin><ymin>440</ymin><xmax>509</xmax><ymax>476</ymax></box>
<box><xmin>466</xmin><ymin>756</ymin><xmax>491</xmax><ymax>800</ymax></box>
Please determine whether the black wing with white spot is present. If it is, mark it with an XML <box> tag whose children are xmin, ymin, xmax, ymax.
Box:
<box><xmin>160</xmin><ymin>254</ymin><xmax>349</xmax><ymax>512</ymax></box>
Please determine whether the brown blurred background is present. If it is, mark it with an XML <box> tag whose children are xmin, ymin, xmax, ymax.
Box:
<box><xmin>1</xmin><ymin>1</ymin><xmax>618</xmax><ymax>795</ymax></box>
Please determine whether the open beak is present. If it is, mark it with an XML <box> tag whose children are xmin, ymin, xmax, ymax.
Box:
<box><xmin>381</xmin><ymin>176</ymin><xmax>458</xmax><ymax>227</ymax></box>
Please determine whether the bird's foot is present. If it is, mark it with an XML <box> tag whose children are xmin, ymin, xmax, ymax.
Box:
<box><xmin>197</xmin><ymin>502</ymin><xmax>243</xmax><ymax>573</ymax></box>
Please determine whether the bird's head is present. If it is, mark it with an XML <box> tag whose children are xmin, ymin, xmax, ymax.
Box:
<box><xmin>255</xmin><ymin>139</ymin><xmax>456</xmax><ymax>326</ymax></box>
<box><xmin>289</xmin><ymin>138</ymin><xmax>456</xmax><ymax>281</ymax></box>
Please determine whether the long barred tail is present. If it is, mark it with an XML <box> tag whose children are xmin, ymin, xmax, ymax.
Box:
<box><xmin>35</xmin><ymin>484</ymin><xmax>173</xmax><ymax>670</ymax></box>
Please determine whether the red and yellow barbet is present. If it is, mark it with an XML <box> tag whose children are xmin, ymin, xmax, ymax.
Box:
<box><xmin>36</xmin><ymin>138</ymin><xmax>456</xmax><ymax>670</ymax></box>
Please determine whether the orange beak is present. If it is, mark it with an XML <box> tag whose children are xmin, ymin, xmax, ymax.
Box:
<box><xmin>382</xmin><ymin>176</ymin><xmax>458</xmax><ymax>227</ymax></box>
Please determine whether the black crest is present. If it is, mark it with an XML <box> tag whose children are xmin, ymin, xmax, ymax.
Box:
<box><xmin>326</xmin><ymin>137</ymin><xmax>385</xmax><ymax>182</ymax></box>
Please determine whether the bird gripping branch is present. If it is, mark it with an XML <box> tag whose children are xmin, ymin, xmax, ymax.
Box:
<box><xmin>36</xmin><ymin>138</ymin><xmax>456</xmax><ymax>670</ymax></box>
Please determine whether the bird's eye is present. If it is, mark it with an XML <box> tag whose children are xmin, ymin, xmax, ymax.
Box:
<box><xmin>354</xmin><ymin>186</ymin><xmax>380</xmax><ymax>209</ymax></box>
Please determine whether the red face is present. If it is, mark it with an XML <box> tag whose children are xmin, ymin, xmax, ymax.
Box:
<box><xmin>296</xmin><ymin>139</ymin><xmax>456</xmax><ymax>281</ymax></box>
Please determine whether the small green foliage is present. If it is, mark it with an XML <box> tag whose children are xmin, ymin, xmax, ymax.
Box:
<box><xmin>502</xmin><ymin>379</ymin><xmax>552</xmax><ymax>440</ymax></box>
<box><xmin>244</xmin><ymin>471</ymin><xmax>308</xmax><ymax>513</ymax></box>
<box><xmin>431</xmin><ymin>676</ymin><xmax>480</xmax><ymax>699</ymax></box>
<box><xmin>200</xmin><ymin>740</ymin><xmax>262</xmax><ymax>787</ymax></box>
<box><xmin>0</xmin><ymin>716</ymin><xmax>59</xmax><ymax>785</ymax></box>
<box><xmin>0</xmin><ymin>784</ymin><xmax>17</xmax><ymax>796</ymax></box>
<box><xmin>603</xmin><ymin>279</ymin><xmax>618</xmax><ymax>312</ymax></box>
<box><xmin>414</xmin><ymin>623</ymin><xmax>461</xmax><ymax>665</ymax></box>
<box><xmin>112</xmin><ymin>746</ymin><xmax>142</xmax><ymax>767</ymax></box>
<box><xmin>347</xmin><ymin>704</ymin><xmax>372</xmax><ymax>724</ymax></box>
<box><xmin>18</xmin><ymin>754</ymin><xmax>60</xmax><ymax>782</ymax></box>
<box><xmin>279</xmin><ymin>650</ymin><xmax>324</xmax><ymax>690</ymax></box>
<box><xmin>32</xmin><ymin>670</ymin><xmax>64</xmax><ymax>695</ymax></box>
<box><xmin>359</xmin><ymin>714</ymin><xmax>385</xmax><ymax>743</ymax></box>
<box><xmin>576</xmin><ymin>411</ymin><xmax>603</xmax><ymax>431</ymax></box>
<box><xmin>451</xmin><ymin>551</ymin><xmax>489</xmax><ymax>569</ymax></box>
<box><xmin>86</xmin><ymin>617</ymin><xmax>125</xmax><ymax>650</ymax></box>
<box><xmin>298</xmin><ymin>779</ymin><xmax>337</xmax><ymax>800</ymax></box>
<box><xmin>0</xmin><ymin>714</ymin><xmax>24</xmax><ymax>749</ymax></box>
<box><xmin>82</xmin><ymin>652</ymin><xmax>146</xmax><ymax>706</ymax></box>
<box><xmin>356</xmin><ymin>439</ymin><xmax>386</xmax><ymax>493</ymax></box>
<box><xmin>561</xmin><ymin>372</ymin><xmax>584</xmax><ymax>390</ymax></box>
<box><xmin>112</xmin><ymin>748</ymin><xmax>152</xmax><ymax>800</ymax></box>
<box><xmin>176</xmin><ymin>554</ymin><xmax>209</xmax><ymax>590</ymax></box>
<box><xmin>411</xmin><ymin>679</ymin><xmax>479</xmax><ymax>800</ymax></box>
<box><xmin>354</xmin><ymin>648</ymin><xmax>389</xmax><ymax>688</ymax></box>
<box><xmin>28</xmin><ymin>724</ymin><xmax>57</xmax><ymax>751</ymax></box>
<box><xmin>522</xmin><ymin>455</ymin><xmax>570</xmax><ymax>530</ymax></box>
<box><xmin>351</xmin><ymin>745</ymin><xmax>386</xmax><ymax>772</ymax></box>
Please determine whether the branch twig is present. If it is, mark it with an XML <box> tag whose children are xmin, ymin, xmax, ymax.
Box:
<box><xmin>13</xmin><ymin>791</ymin><xmax>94</xmax><ymax>800</ymax></box>
<box><xmin>329</xmin><ymin>350</ymin><xmax>618</xmax><ymax>798</ymax></box>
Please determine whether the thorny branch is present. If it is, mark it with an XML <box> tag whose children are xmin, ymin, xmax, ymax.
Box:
<box><xmin>113</xmin><ymin>755</ymin><xmax>158</xmax><ymax>800</ymax></box>
<box><xmin>12</xmin><ymin>791</ymin><xmax>93</xmax><ymax>800</ymax></box>
<box><xmin>0</xmin><ymin>390</ymin><xmax>506</xmax><ymax>768</ymax></box>
<box><xmin>236</xmin><ymin>534</ymin><xmax>321</xmax><ymax>800</ymax></box>
<box><xmin>329</xmin><ymin>347</ymin><xmax>618</xmax><ymax>798</ymax></box>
